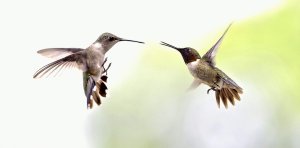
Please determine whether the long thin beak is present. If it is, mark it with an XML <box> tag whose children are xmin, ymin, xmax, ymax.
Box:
<box><xmin>119</xmin><ymin>38</ymin><xmax>144</xmax><ymax>44</ymax></box>
<box><xmin>160</xmin><ymin>41</ymin><xmax>181</xmax><ymax>51</ymax></box>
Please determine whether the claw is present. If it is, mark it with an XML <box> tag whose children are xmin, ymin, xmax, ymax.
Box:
<box><xmin>101</xmin><ymin>57</ymin><xmax>108</xmax><ymax>67</ymax></box>
<box><xmin>101</xmin><ymin>57</ymin><xmax>112</xmax><ymax>75</ymax></box>
<box><xmin>103</xmin><ymin>63</ymin><xmax>112</xmax><ymax>75</ymax></box>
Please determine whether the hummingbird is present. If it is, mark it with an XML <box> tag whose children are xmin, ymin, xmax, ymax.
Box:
<box><xmin>33</xmin><ymin>33</ymin><xmax>144</xmax><ymax>109</ymax></box>
<box><xmin>160</xmin><ymin>24</ymin><xmax>243</xmax><ymax>108</ymax></box>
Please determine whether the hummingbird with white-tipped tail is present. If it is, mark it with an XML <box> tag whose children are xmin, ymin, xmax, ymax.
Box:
<box><xmin>160</xmin><ymin>24</ymin><xmax>243</xmax><ymax>108</ymax></box>
<box><xmin>33</xmin><ymin>33</ymin><xmax>144</xmax><ymax>109</ymax></box>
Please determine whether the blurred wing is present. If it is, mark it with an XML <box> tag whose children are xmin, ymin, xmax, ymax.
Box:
<box><xmin>33</xmin><ymin>52</ymin><xmax>86</xmax><ymax>78</ymax></box>
<box><xmin>37</xmin><ymin>48</ymin><xmax>84</xmax><ymax>58</ymax></box>
<box><xmin>187</xmin><ymin>79</ymin><xmax>201</xmax><ymax>91</ymax></box>
<box><xmin>202</xmin><ymin>23</ymin><xmax>232</xmax><ymax>66</ymax></box>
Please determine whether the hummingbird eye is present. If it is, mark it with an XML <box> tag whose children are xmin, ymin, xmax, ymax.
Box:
<box><xmin>108</xmin><ymin>37</ymin><xmax>114</xmax><ymax>41</ymax></box>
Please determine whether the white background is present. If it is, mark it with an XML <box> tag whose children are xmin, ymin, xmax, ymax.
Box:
<box><xmin>0</xmin><ymin>0</ymin><xmax>281</xmax><ymax>147</ymax></box>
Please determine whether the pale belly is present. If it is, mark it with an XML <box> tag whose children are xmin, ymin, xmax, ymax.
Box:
<box><xmin>86</xmin><ymin>50</ymin><xmax>104</xmax><ymax>80</ymax></box>
<box><xmin>187</xmin><ymin>59</ymin><xmax>222</xmax><ymax>89</ymax></box>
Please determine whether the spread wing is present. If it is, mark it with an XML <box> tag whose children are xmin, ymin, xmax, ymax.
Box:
<box><xmin>37</xmin><ymin>48</ymin><xmax>84</xmax><ymax>58</ymax></box>
<box><xmin>202</xmin><ymin>23</ymin><xmax>232</xmax><ymax>66</ymax></box>
<box><xmin>33</xmin><ymin>52</ymin><xmax>86</xmax><ymax>78</ymax></box>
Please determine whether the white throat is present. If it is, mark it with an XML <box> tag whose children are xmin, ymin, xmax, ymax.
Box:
<box><xmin>187</xmin><ymin>59</ymin><xmax>200</xmax><ymax>78</ymax></box>
<box><xmin>187</xmin><ymin>59</ymin><xmax>200</xmax><ymax>67</ymax></box>
<box><xmin>93</xmin><ymin>42</ymin><xmax>103</xmax><ymax>49</ymax></box>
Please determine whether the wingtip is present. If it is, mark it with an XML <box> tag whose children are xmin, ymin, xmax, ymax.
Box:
<box><xmin>36</xmin><ymin>49</ymin><xmax>46</xmax><ymax>55</ymax></box>
<box><xmin>32</xmin><ymin>73</ymin><xmax>39</xmax><ymax>79</ymax></box>
<box><xmin>223</xmin><ymin>23</ymin><xmax>233</xmax><ymax>36</ymax></box>
<box><xmin>228</xmin><ymin>22</ymin><xmax>234</xmax><ymax>27</ymax></box>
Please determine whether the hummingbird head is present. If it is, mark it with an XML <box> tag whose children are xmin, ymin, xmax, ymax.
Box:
<box><xmin>160</xmin><ymin>41</ymin><xmax>201</xmax><ymax>64</ymax></box>
<box><xmin>95</xmin><ymin>33</ymin><xmax>144</xmax><ymax>53</ymax></box>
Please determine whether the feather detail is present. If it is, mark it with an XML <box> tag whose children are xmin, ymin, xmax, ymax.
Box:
<box><xmin>92</xmin><ymin>91</ymin><xmax>101</xmax><ymax>105</ymax></box>
<box><xmin>215</xmin><ymin>87</ymin><xmax>242</xmax><ymax>108</ymax></box>
<box><xmin>215</xmin><ymin>90</ymin><xmax>221</xmax><ymax>108</ymax></box>
<box><xmin>220</xmin><ymin>89</ymin><xmax>228</xmax><ymax>108</ymax></box>
<box><xmin>33</xmin><ymin>53</ymin><xmax>84</xmax><ymax>78</ymax></box>
<box><xmin>37</xmin><ymin>48</ymin><xmax>83</xmax><ymax>58</ymax></box>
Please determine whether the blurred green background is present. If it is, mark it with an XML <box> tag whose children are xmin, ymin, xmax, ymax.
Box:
<box><xmin>87</xmin><ymin>0</ymin><xmax>300</xmax><ymax>148</ymax></box>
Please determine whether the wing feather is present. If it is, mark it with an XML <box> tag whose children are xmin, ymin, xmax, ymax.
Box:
<box><xmin>187</xmin><ymin>79</ymin><xmax>201</xmax><ymax>91</ymax></box>
<box><xmin>33</xmin><ymin>52</ymin><xmax>85</xmax><ymax>78</ymax></box>
<box><xmin>37</xmin><ymin>48</ymin><xmax>84</xmax><ymax>58</ymax></box>
<box><xmin>202</xmin><ymin>23</ymin><xmax>232</xmax><ymax>66</ymax></box>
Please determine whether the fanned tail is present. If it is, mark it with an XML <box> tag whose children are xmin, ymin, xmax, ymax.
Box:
<box><xmin>215</xmin><ymin>87</ymin><xmax>242</xmax><ymax>109</ymax></box>
<box><xmin>84</xmin><ymin>74</ymin><xmax>108</xmax><ymax>109</ymax></box>
<box><xmin>99</xmin><ymin>75</ymin><xmax>108</xmax><ymax>97</ymax></box>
